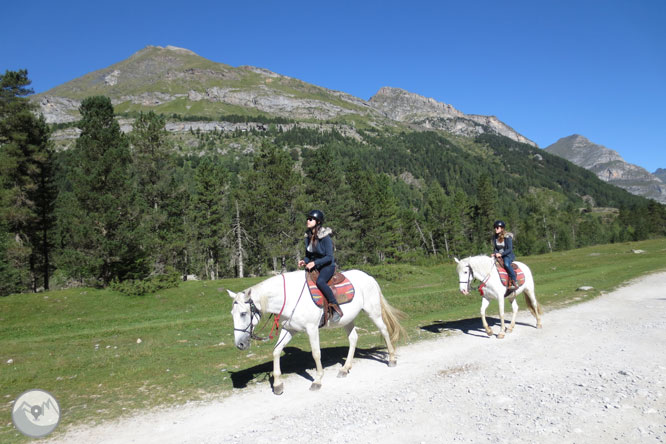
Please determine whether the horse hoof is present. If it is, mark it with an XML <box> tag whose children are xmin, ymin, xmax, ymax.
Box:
<box><xmin>506</xmin><ymin>328</ymin><xmax>513</xmax><ymax>333</ymax></box>
<box><xmin>388</xmin><ymin>360</ymin><xmax>397</xmax><ymax>368</ymax></box>
<box><xmin>537</xmin><ymin>324</ymin><xmax>543</xmax><ymax>329</ymax></box>
<box><xmin>273</xmin><ymin>384</ymin><xmax>284</xmax><ymax>396</ymax></box>
<box><xmin>497</xmin><ymin>333</ymin><xmax>505</xmax><ymax>339</ymax></box>
<box><xmin>486</xmin><ymin>330</ymin><xmax>493</xmax><ymax>337</ymax></box>
<box><xmin>309</xmin><ymin>382</ymin><xmax>322</xmax><ymax>391</ymax></box>
<box><xmin>337</xmin><ymin>369</ymin><xmax>349</xmax><ymax>378</ymax></box>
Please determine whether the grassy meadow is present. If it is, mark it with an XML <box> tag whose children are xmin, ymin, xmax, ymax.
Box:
<box><xmin>1</xmin><ymin>238</ymin><xmax>665</xmax><ymax>442</ymax></box>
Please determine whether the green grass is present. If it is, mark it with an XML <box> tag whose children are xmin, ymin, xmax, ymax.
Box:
<box><xmin>1</xmin><ymin>239</ymin><xmax>665</xmax><ymax>441</ymax></box>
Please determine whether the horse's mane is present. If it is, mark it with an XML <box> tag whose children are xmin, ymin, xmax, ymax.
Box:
<box><xmin>245</xmin><ymin>271</ymin><xmax>303</xmax><ymax>313</ymax></box>
<box><xmin>466</xmin><ymin>255</ymin><xmax>495</xmax><ymax>277</ymax></box>
<box><xmin>467</xmin><ymin>255</ymin><xmax>492</xmax><ymax>267</ymax></box>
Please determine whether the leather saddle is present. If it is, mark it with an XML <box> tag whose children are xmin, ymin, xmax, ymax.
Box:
<box><xmin>306</xmin><ymin>270</ymin><xmax>355</xmax><ymax>327</ymax></box>
<box><xmin>494</xmin><ymin>259</ymin><xmax>525</xmax><ymax>288</ymax></box>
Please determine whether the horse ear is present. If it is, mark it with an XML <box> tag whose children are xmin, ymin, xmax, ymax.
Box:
<box><xmin>454</xmin><ymin>257</ymin><xmax>460</xmax><ymax>264</ymax></box>
<box><xmin>243</xmin><ymin>289</ymin><xmax>252</xmax><ymax>302</ymax></box>
<box><xmin>226</xmin><ymin>289</ymin><xmax>236</xmax><ymax>299</ymax></box>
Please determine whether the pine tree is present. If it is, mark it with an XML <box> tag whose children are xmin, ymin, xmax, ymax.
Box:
<box><xmin>59</xmin><ymin>96</ymin><xmax>143</xmax><ymax>284</ymax></box>
<box><xmin>0</xmin><ymin>70</ymin><xmax>56</xmax><ymax>294</ymax></box>
<box><xmin>188</xmin><ymin>157</ymin><xmax>230</xmax><ymax>280</ymax></box>
<box><xmin>129</xmin><ymin>111</ymin><xmax>181</xmax><ymax>274</ymax></box>
<box><xmin>473</xmin><ymin>174</ymin><xmax>497</xmax><ymax>251</ymax></box>
<box><xmin>238</xmin><ymin>143</ymin><xmax>303</xmax><ymax>274</ymax></box>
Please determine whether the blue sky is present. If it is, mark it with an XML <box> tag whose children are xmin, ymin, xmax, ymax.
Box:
<box><xmin>3</xmin><ymin>0</ymin><xmax>665</xmax><ymax>172</ymax></box>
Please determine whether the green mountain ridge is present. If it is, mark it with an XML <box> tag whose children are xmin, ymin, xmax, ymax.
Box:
<box><xmin>33</xmin><ymin>45</ymin><xmax>535</xmax><ymax>146</ymax></box>
<box><xmin>35</xmin><ymin>45</ymin><xmax>381</xmax><ymax>124</ymax></box>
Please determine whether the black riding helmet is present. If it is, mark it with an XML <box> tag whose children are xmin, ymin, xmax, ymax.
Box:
<box><xmin>307</xmin><ymin>210</ymin><xmax>325</xmax><ymax>224</ymax></box>
<box><xmin>493</xmin><ymin>220</ymin><xmax>506</xmax><ymax>228</ymax></box>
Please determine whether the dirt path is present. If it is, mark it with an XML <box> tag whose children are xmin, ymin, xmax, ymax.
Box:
<box><xmin>47</xmin><ymin>272</ymin><xmax>666</xmax><ymax>444</ymax></box>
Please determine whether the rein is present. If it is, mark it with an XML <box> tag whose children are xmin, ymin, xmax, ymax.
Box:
<box><xmin>267</xmin><ymin>274</ymin><xmax>288</xmax><ymax>340</ymax></box>
<box><xmin>241</xmin><ymin>274</ymin><xmax>307</xmax><ymax>342</ymax></box>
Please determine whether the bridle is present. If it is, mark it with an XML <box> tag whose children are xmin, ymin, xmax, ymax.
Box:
<box><xmin>459</xmin><ymin>263</ymin><xmax>475</xmax><ymax>293</ymax></box>
<box><xmin>460</xmin><ymin>259</ymin><xmax>496</xmax><ymax>295</ymax></box>
<box><xmin>232</xmin><ymin>274</ymin><xmax>294</xmax><ymax>342</ymax></box>
<box><xmin>233</xmin><ymin>299</ymin><xmax>264</xmax><ymax>340</ymax></box>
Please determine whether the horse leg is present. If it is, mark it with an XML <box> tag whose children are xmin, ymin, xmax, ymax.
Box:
<box><xmin>338</xmin><ymin>322</ymin><xmax>358</xmax><ymax>378</ymax></box>
<box><xmin>525</xmin><ymin>288</ymin><xmax>543</xmax><ymax>328</ymax></box>
<box><xmin>497</xmin><ymin>295</ymin><xmax>506</xmax><ymax>339</ymax></box>
<box><xmin>507</xmin><ymin>298</ymin><xmax>519</xmax><ymax>333</ymax></box>
<box><xmin>305</xmin><ymin>324</ymin><xmax>324</xmax><ymax>391</ymax></box>
<box><xmin>480</xmin><ymin>298</ymin><xmax>493</xmax><ymax>337</ymax></box>
<box><xmin>368</xmin><ymin>311</ymin><xmax>397</xmax><ymax>367</ymax></box>
<box><xmin>272</xmin><ymin>328</ymin><xmax>293</xmax><ymax>395</ymax></box>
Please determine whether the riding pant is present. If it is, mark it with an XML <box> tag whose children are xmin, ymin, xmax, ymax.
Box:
<box><xmin>316</xmin><ymin>263</ymin><xmax>336</xmax><ymax>304</ymax></box>
<box><xmin>503</xmin><ymin>257</ymin><xmax>517</xmax><ymax>283</ymax></box>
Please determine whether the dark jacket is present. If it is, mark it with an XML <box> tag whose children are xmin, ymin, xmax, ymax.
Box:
<box><xmin>493</xmin><ymin>233</ymin><xmax>515</xmax><ymax>261</ymax></box>
<box><xmin>304</xmin><ymin>227</ymin><xmax>335</xmax><ymax>270</ymax></box>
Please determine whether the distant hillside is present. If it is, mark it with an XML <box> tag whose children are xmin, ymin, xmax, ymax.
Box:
<box><xmin>369</xmin><ymin>87</ymin><xmax>536</xmax><ymax>146</ymax></box>
<box><xmin>654</xmin><ymin>168</ymin><xmax>666</xmax><ymax>183</ymax></box>
<box><xmin>544</xmin><ymin>135</ymin><xmax>666</xmax><ymax>204</ymax></box>
<box><xmin>33</xmin><ymin>45</ymin><xmax>533</xmax><ymax>145</ymax></box>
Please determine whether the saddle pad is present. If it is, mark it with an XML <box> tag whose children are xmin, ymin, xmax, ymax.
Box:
<box><xmin>496</xmin><ymin>262</ymin><xmax>526</xmax><ymax>287</ymax></box>
<box><xmin>306</xmin><ymin>272</ymin><xmax>355</xmax><ymax>307</ymax></box>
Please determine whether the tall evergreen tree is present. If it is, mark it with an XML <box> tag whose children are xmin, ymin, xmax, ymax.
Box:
<box><xmin>58</xmin><ymin>96</ymin><xmax>143</xmax><ymax>284</ymax></box>
<box><xmin>347</xmin><ymin>169</ymin><xmax>402</xmax><ymax>263</ymax></box>
<box><xmin>0</xmin><ymin>69</ymin><xmax>56</xmax><ymax>294</ymax></box>
<box><xmin>129</xmin><ymin>111</ymin><xmax>182</xmax><ymax>274</ymax></box>
<box><xmin>473</xmin><ymin>174</ymin><xmax>497</xmax><ymax>250</ymax></box>
<box><xmin>188</xmin><ymin>157</ymin><xmax>230</xmax><ymax>280</ymax></box>
<box><xmin>239</xmin><ymin>143</ymin><xmax>303</xmax><ymax>273</ymax></box>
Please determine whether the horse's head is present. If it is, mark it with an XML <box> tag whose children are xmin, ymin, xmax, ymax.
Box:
<box><xmin>454</xmin><ymin>257</ymin><xmax>473</xmax><ymax>295</ymax></box>
<box><xmin>227</xmin><ymin>289</ymin><xmax>260</xmax><ymax>350</ymax></box>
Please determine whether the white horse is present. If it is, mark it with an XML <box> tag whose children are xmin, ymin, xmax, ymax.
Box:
<box><xmin>455</xmin><ymin>256</ymin><xmax>543</xmax><ymax>338</ymax></box>
<box><xmin>228</xmin><ymin>269</ymin><xmax>404</xmax><ymax>395</ymax></box>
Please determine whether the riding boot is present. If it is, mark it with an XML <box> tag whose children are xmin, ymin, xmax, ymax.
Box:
<box><xmin>330</xmin><ymin>303</ymin><xmax>343</xmax><ymax>323</ymax></box>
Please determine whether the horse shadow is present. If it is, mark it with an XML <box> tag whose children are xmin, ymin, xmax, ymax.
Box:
<box><xmin>420</xmin><ymin>316</ymin><xmax>535</xmax><ymax>338</ymax></box>
<box><xmin>229</xmin><ymin>345</ymin><xmax>388</xmax><ymax>390</ymax></box>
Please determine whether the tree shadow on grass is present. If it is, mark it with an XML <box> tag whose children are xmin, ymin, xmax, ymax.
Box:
<box><xmin>420</xmin><ymin>317</ymin><xmax>534</xmax><ymax>338</ymax></box>
<box><xmin>229</xmin><ymin>345</ymin><xmax>388</xmax><ymax>390</ymax></box>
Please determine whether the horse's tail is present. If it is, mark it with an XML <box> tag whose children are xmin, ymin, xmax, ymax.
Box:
<box><xmin>524</xmin><ymin>289</ymin><xmax>543</xmax><ymax>318</ymax></box>
<box><xmin>379</xmin><ymin>288</ymin><xmax>407</xmax><ymax>344</ymax></box>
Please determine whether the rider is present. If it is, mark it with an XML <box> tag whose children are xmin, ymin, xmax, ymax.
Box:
<box><xmin>492</xmin><ymin>220</ymin><xmax>518</xmax><ymax>290</ymax></box>
<box><xmin>297</xmin><ymin>210</ymin><xmax>343</xmax><ymax>322</ymax></box>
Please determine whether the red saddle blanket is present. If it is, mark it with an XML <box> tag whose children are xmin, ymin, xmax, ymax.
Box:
<box><xmin>306</xmin><ymin>271</ymin><xmax>355</xmax><ymax>307</ymax></box>
<box><xmin>496</xmin><ymin>261</ymin><xmax>526</xmax><ymax>287</ymax></box>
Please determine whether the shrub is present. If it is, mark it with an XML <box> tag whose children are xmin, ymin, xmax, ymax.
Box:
<box><xmin>110</xmin><ymin>268</ymin><xmax>181</xmax><ymax>296</ymax></box>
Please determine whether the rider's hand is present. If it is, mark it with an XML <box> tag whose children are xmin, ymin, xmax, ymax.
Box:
<box><xmin>298</xmin><ymin>260</ymin><xmax>305</xmax><ymax>267</ymax></box>
<box><xmin>306</xmin><ymin>262</ymin><xmax>315</xmax><ymax>271</ymax></box>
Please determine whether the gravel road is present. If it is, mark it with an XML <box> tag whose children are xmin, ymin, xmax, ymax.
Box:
<box><xmin>46</xmin><ymin>272</ymin><xmax>666</xmax><ymax>444</ymax></box>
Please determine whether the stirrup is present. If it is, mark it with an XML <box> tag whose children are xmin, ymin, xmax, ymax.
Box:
<box><xmin>330</xmin><ymin>304</ymin><xmax>343</xmax><ymax>323</ymax></box>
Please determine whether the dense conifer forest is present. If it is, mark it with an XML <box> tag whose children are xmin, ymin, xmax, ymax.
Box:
<box><xmin>2</xmin><ymin>70</ymin><xmax>665</xmax><ymax>295</ymax></box>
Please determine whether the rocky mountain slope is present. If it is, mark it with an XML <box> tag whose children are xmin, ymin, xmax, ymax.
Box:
<box><xmin>545</xmin><ymin>135</ymin><xmax>666</xmax><ymax>203</ymax></box>
<box><xmin>34</xmin><ymin>45</ymin><xmax>534</xmax><ymax>145</ymax></box>
<box><xmin>653</xmin><ymin>168</ymin><xmax>666</xmax><ymax>183</ymax></box>
<box><xmin>369</xmin><ymin>87</ymin><xmax>536</xmax><ymax>146</ymax></box>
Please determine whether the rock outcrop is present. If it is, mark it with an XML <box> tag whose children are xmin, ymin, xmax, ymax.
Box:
<box><xmin>369</xmin><ymin>87</ymin><xmax>536</xmax><ymax>146</ymax></box>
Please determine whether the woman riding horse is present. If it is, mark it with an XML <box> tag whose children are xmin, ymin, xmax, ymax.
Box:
<box><xmin>493</xmin><ymin>220</ymin><xmax>517</xmax><ymax>290</ymax></box>
<box><xmin>297</xmin><ymin>210</ymin><xmax>343</xmax><ymax>322</ymax></box>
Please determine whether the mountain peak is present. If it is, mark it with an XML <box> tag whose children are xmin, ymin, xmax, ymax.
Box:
<box><xmin>545</xmin><ymin>135</ymin><xmax>623</xmax><ymax>168</ymax></box>
<box><xmin>135</xmin><ymin>45</ymin><xmax>198</xmax><ymax>56</ymax></box>
<box><xmin>544</xmin><ymin>135</ymin><xmax>666</xmax><ymax>203</ymax></box>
